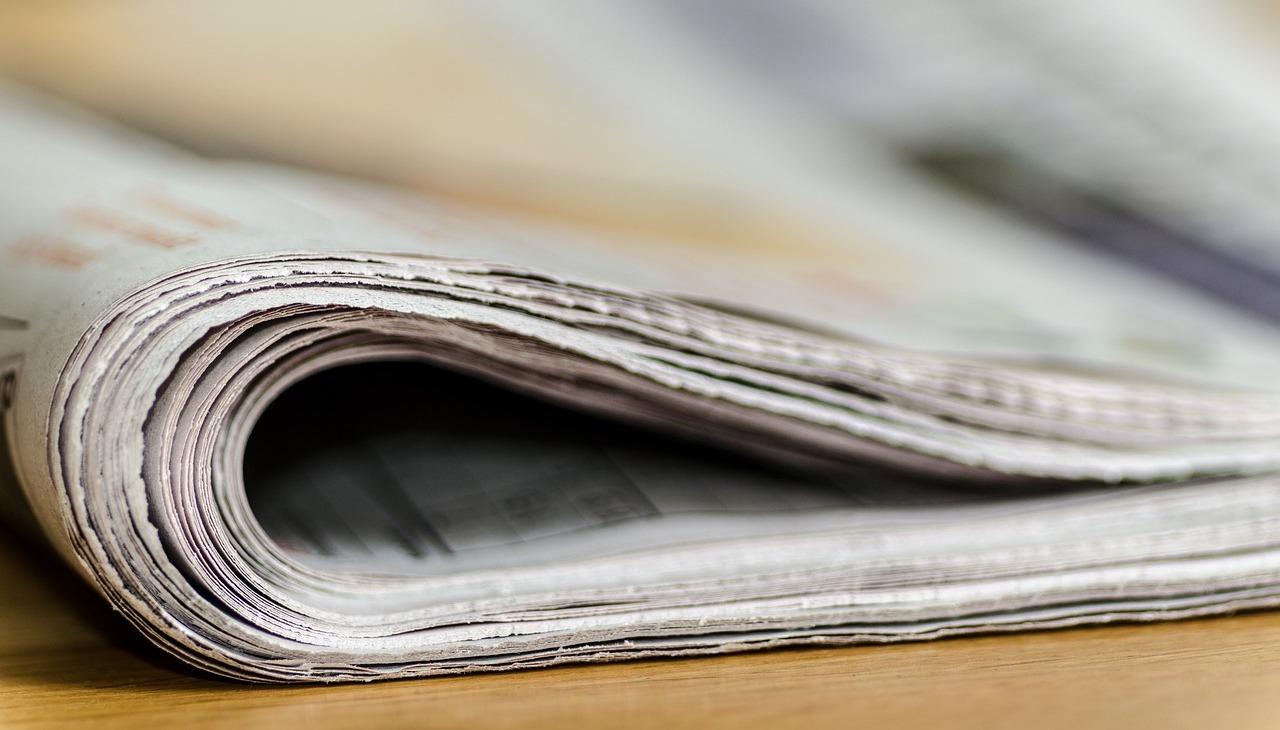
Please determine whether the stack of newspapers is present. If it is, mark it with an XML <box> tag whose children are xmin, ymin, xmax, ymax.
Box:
<box><xmin>6</xmin><ymin>0</ymin><xmax>1280</xmax><ymax>683</ymax></box>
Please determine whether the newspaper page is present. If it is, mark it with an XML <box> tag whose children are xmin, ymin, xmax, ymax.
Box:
<box><xmin>6</xmin><ymin>85</ymin><xmax>1280</xmax><ymax>681</ymax></box>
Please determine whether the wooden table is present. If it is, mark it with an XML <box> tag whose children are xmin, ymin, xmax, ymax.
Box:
<box><xmin>4</xmin><ymin>533</ymin><xmax>1280</xmax><ymax>729</ymax></box>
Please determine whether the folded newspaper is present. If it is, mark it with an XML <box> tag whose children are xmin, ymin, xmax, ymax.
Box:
<box><xmin>6</xmin><ymin>86</ymin><xmax>1280</xmax><ymax>683</ymax></box>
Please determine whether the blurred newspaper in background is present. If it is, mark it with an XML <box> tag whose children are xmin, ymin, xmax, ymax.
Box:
<box><xmin>6</xmin><ymin>0</ymin><xmax>1280</xmax><ymax>682</ymax></box>
<box><xmin>7</xmin><ymin>0</ymin><xmax>1280</xmax><ymax>313</ymax></box>
<box><xmin>9</xmin><ymin>0</ymin><xmax>1280</xmax><ymax>372</ymax></box>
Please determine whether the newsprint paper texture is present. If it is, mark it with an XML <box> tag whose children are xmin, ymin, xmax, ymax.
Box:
<box><xmin>7</xmin><ymin>86</ymin><xmax>1280</xmax><ymax>681</ymax></box>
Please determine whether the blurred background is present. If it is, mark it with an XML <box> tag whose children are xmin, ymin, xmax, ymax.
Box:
<box><xmin>5</xmin><ymin>0</ymin><xmax>1280</xmax><ymax>322</ymax></box>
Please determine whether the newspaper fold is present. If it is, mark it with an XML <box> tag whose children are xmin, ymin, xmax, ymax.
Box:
<box><xmin>6</xmin><ymin>88</ymin><xmax>1280</xmax><ymax>681</ymax></box>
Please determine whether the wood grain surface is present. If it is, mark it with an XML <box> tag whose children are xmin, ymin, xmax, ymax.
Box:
<box><xmin>3</xmin><ymin>531</ymin><xmax>1280</xmax><ymax>730</ymax></box>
